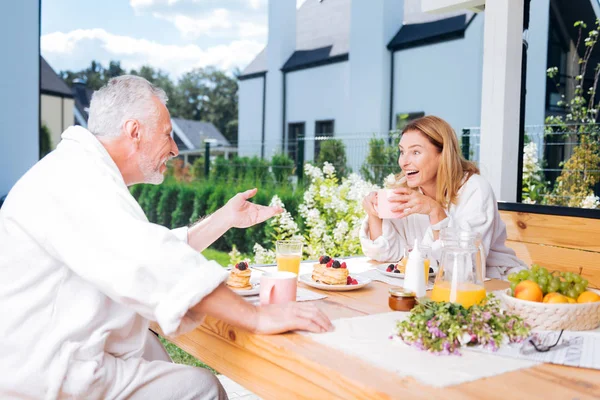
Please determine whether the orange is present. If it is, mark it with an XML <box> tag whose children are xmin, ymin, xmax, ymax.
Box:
<box><xmin>566</xmin><ymin>297</ymin><xmax>577</xmax><ymax>304</ymax></box>
<box><xmin>543</xmin><ymin>292</ymin><xmax>568</xmax><ymax>304</ymax></box>
<box><xmin>577</xmin><ymin>291</ymin><xmax>600</xmax><ymax>303</ymax></box>
<box><xmin>514</xmin><ymin>280</ymin><xmax>543</xmax><ymax>302</ymax></box>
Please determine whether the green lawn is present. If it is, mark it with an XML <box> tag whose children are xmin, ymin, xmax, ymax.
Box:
<box><xmin>161</xmin><ymin>247</ymin><xmax>249</xmax><ymax>373</ymax></box>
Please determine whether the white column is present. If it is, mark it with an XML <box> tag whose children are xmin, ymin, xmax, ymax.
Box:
<box><xmin>346</xmin><ymin>0</ymin><xmax>404</xmax><ymax>136</ymax></box>
<box><xmin>479</xmin><ymin>0</ymin><xmax>524</xmax><ymax>202</ymax></box>
<box><xmin>264</xmin><ymin>0</ymin><xmax>296</xmax><ymax>159</ymax></box>
<box><xmin>0</xmin><ymin>0</ymin><xmax>39</xmax><ymax>197</ymax></box>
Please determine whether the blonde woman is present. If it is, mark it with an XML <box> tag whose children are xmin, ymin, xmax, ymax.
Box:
<box><xmin>360</xmin><ymin>115</ymin><xmax>527</xmax><ymax>279</ymax></box>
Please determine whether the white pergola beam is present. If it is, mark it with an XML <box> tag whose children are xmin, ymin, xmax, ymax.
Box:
<box><xmin>479</xmin><ymin>0</ymin><xmax>524</xmax><ymax>202</ymax></box>
<box><xmin>422</xmin><ymin>0</ymin><xmax>485</xmax><ymax>14</ymax></box>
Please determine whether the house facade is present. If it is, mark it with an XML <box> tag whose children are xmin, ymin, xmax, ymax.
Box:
<box><xmin>41</xmin><ymin>57</ymin><xmax>75</xmax><ymax>150</ymax></box>
<box><xmin>237</xmin><ymin>0</ymin><xmax>599</xmax><ymax>172</ymax></box>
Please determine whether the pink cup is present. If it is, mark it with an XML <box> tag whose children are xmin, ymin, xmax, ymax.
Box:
<box><xmin>259</xmin><ymin>271</ymin><xmax>297</xmax><ymax>305</ymax></box>
<box><xmin>375</xmin><ymin>189</ymin><xmax>404</xmax><ymax>219</ymax></box>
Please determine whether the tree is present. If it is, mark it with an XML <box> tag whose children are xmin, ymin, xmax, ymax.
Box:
<box><xmin>317</xmin><ymin>139</ymin><xmax>349</xmax><ymax>178</ymax></box>
<box><xmin>176</xmin><ymin>67</ymin><xmax>239</xmax><ymax>143</ymax></box>
<box><xmin>40</xmin><ymin>124</ymin><xmax>52</xmax><ymax>158</ymax></box>
<box><xmin>360</xmin><ymin>137</ymin><xmax>398</xmax><ymax>185</ymax></box>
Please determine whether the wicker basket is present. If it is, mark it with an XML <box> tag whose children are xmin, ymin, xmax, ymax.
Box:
<box><xmin>499</xmin><ymin>288</ymin><xmax>600</xmax><ymax>331</ymax></box>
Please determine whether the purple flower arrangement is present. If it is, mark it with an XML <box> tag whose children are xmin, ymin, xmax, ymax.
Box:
<box><xmin>394</xmin><ymin>294</ymin><xmax>530</xmax><ymax>355</ymax></box>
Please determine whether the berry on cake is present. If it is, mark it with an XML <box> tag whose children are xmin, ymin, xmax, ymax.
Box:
<box><xmin>226</xmin><ymin>261</ymin><xmax>252</xmax><ymax>290</ymax></box>
<box><xmin>312</xmin><ymin>255</ymin><xmax>357</xmax><ymax>285</ymax></box>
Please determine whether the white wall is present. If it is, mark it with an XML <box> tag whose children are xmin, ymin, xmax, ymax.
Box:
<box><xmin>238</xmin><ymin>77</ymin><xmax>265</xmax><ymax>157</ymax></box>
<box><xmin>0</xmin><ymin>0</ymin><xmax>39</xmax><ymax>198</ymax></box>
<box><xmin>346</xmin><ymin>0</ymin><xmax>404</xmax><ymax>136</ymax></box>
<box><xmin>41</xmin><ymin>95</ymin><xmax>74</xmax><ymax>150</ymax></box>
<box><xmin>286</xmin><ymin>62</ymin><xmax>350</xmax><ymax>163</ymax></box>
<box><xmin>393</xmin><ymin>14</ymin><xmax>485</xmax><ymax>135</ymax></box>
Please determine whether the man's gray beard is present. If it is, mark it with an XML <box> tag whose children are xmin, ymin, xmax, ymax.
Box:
<box><xmin>139</xmin><ymin>152</ymin><xmax>165</xmax><ymax>184</ymax></box>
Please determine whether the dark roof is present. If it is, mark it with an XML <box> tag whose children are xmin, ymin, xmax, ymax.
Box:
<box><xmin>239</xmin><ymin>0</ymin><xmax>471</xmax><ymax>78</ymax></box>
<box><xmin>171</xmin><ymin>118</ymin><xmax>231</xmax><ymax>149</ymax></box>
<box><xmin>72</xmin><ymin>81</ymin><xmax>93</xmax><ymax>122</ymax></box>
<box><xmin>240</xmin><ymin>0</ymin><xmax>351</xmax><ymax>77</ymax></box>
<box><xmin>40</xmin><ymin>57</ymin><xmax>73</xmax><ymax>97</ymax></box>
<box><xmin>387</xmin><ymin>14</ymin><xmax>473</xmax><ymax>51</ymax></box>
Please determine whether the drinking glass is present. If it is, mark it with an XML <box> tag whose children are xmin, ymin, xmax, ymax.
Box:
<box><xmin>276</xmin><ymin>240</ymin><xmax>303</xmax><ymax>276</ymax></box>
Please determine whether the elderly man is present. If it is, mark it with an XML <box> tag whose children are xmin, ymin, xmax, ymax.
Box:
<box><xmin>0</xmin><ymin>75</ymin><xmax>332</xmax><ymax>399</ymax></box>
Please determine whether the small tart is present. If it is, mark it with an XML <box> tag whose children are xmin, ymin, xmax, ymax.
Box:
<box><xmin>226</xmin><ymin>268</ymin><xmax>252</xmax><ymax>290</ymax></box>
<box><xmin>312</xmin><ymin>263</ymin><xmax>348</xmax><ymax>285</ymax></box>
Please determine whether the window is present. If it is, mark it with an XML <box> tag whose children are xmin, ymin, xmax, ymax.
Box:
<box><xmin>288</xmin><ymin>122</ymin><xmax>305</xmax><ymax>162</ymax></box>
<box><xmin>314</xmin><ymin>120</ymin><xmax>334</xmax><ymax>160</ymax></box>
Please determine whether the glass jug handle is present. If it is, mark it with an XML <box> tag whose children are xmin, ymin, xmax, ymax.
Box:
<box><xmin>478</xmin><ymin>244</ymin><xmax>486</xmax><ymax>281</ymax></box>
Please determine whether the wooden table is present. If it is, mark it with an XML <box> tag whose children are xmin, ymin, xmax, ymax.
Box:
<box><xmin>156</xmin><ymin>276</ymin><xmax>600</xmax><ymax>399</ymax></box>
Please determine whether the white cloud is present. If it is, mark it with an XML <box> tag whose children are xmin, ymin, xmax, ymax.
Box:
<box><xmin>41</xmin><ymin>29</ymin><xmax>264</xmax><ymax>77</ymax></box>
<box><xmin>152</xmin><ymin>8</ymin><xmax>233</xmax><ymax>39</ymax></box>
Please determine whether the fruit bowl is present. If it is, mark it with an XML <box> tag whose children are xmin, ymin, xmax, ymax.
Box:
<box><xmin>499</xmin><ymin>288</ymin><xmax>600</xmax><ymax>331</ymax></box>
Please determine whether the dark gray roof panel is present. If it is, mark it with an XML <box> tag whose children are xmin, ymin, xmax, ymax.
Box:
<box><xmin>387</xmin><ymin>14</ymin><xmax>469</xmax><ymax>51</ymax></box>
<box><xmin>240</xmin><ymin>0</ymin><xmax>350</xmax><ymax>77</ymax></box>
<box><xmin>172</xmin><ymin>117</ymin><xmax>231</xmax><ymax>148</ymax></box>
<box><xmin>41</xmin><ymin>57</ymin><xmax>73</xmax><ymax>97</ymax></box>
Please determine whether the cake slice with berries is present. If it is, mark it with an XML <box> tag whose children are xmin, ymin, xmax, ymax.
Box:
<box><xmin>226</xmin><ymin>262</ymin><xmax>252</xmax><ymax>290</ymax></box>
<box><xmin>312</xmin><ymin>255</ymin><xmax>349</xmax><ymax>285</ymax></box>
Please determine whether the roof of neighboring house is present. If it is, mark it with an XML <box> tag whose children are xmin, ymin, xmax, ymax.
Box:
<box><xmin>40</xmin><ymin>57</ymin><xmax>73</xmax><ymax>98</ymax></box>
<box><xmin>239</xmin><ymin>0</ymin><xmax>469</xmax><ymax>79</ymax></box>
<box><xmin>72</xmin><ymin>81</ymin><xmax>93</xmax><ymax>125</ymax></box>
<box><xmin>171</xmin><ymin>118</ymin><xmax>231</xmax><ymax>150</ymax></box>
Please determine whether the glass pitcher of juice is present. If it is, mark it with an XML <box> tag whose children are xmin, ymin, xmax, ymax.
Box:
<box><xmin>430</xmin><ymin>229</ymin><xmax>486</xmax><ymax>308</ymax></box>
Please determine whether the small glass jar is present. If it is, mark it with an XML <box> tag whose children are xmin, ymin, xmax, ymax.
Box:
<box><xmin>388</xmin><ymin>288</ymin><xmax>417</xmax><ymax>311</ymax></box>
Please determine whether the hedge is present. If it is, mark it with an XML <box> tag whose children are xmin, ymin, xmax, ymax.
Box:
<box><xmin>130</xmin><ymin>178</ymin><xmax>304</xmax><ymax>254</ymax></box>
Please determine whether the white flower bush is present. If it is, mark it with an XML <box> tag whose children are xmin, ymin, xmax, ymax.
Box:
<box><xmin>580</xmin><ymin>193</ymin><xmax>600</xmax><ymax>209</ymax></box>
<box><xmin>253</xmin><ymin>162</ymin><xmax>378</xmax><ymax>261</ymax></box>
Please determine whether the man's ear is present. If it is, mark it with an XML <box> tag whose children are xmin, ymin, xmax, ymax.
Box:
<box><xmin>123</xmin><ymin>119</ymin><xmax>141</xmax><ymax>146</ymax></box>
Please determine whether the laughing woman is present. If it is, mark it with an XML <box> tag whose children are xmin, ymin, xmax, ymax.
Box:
<box><xmin>360</xmin><ymin>115</ymin><xmax>527</xmax><ymax>280</ymax></box>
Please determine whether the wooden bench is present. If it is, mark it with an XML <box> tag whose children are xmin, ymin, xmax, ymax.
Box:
<box><xmin>498</xmin><ymin>203</ymin><xmax>600</xmax><ymax>288</ymax></box>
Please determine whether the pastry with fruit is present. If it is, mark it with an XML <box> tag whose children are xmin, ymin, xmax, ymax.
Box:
<box><xmin>226</xmin><ymin>261</ymin><xmax>252</xmax><ymax>290</ymax></box>
<box><xmin>313</xmin><ymin>255</ymin><xmax>356</xmax><ymax>285</ymax></box>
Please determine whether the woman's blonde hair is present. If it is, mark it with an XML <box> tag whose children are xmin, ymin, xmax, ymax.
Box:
<box><xmin>399</xmin><ymin>115</ymin><xmax>479</xmax><ymax>208</ymax></box>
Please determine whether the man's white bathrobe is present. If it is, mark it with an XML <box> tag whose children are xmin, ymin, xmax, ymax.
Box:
<box><xmin>0</xmin><ymin>126</ymin><xmax>229</xmax><ymax>398</ymax></box>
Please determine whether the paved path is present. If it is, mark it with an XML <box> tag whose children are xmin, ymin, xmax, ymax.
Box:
<box><xmin>217</xmin><ymin>375</ymin><xmax>262</xmax><ymax>400</ymax></box>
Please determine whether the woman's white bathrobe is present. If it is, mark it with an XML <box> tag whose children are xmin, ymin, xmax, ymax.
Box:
<box><xmin>360</xmin><ymin>174</ymin><xmax>527</xmax><ymax>279</ymax></box>
<box><xmin>0</xmin><ymin>126</ymin><xmax>229</xmax><ymax>398</ymax></box>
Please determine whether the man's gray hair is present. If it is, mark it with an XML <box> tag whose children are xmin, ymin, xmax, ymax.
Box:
<box><xmin>87</xmin><ymin>75</ymin><xmax>168</xmax><ymax>137</ymax></box>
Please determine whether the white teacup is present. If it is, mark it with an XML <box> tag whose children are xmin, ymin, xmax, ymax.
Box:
<box><xmin>375</xmin><ymin>189</ymin><xmax>404</xmax><ymax>219</ymax></box>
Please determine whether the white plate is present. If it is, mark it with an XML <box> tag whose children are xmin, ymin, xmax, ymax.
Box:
<box><xmin>298</xmin><ymin>274</ymin><xmax>371</xmax><ymax>291</ymax></box>
<box><xmin>375</xmin><ymin>264</ymin><xmax>436</xmax><ymax>279</ymax></box>
<box><xmin>231</xmin><ymin>281</ymin><xmax>260</xmax><ymax>296</ymax></box>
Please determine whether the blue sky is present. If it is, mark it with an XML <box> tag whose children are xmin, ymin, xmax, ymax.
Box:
<box><xmin>41</xmin><ymin>0</ymin><xmax>303</xmax><ymax>79</ymax></box>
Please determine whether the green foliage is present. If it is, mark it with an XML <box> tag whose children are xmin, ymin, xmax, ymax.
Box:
<box><xmin>171</xmin><ymin>185</ymin><xmax>196</xmax><ymax>228</ymax></box>
<box><xmin>158</xmin><ymin>336</ymin><xmax>218</xmax><ymax>374</ymax></box>
<box><xmin>316</xmin><ymin>139</ymin><xmax>348</xmax><ymax>177</ymax></box>
<box><xmin>40</xmin><ymin>124</ymin><xmax>52</xmax><ymax>158</ymax></box>
<box><xmin>157</xmin><ymin>185</ymin><xmax>180</xmax><ymax>228</ymax></box>
<box><xmin>190</xmin><ymin>157</ymin><xmax>205</xmax><ymax>181</ymax></box>
<box><xmin>544</xmin><ymin>20</ymin><xmax>600</xmax><ymax>208</ymax></box>
<box><xmin>246</xmin><ymin>156</ymin><xmax>270</xmax><ymax>184</ymax></box>
<box><xmin>271</xmin><ymin>153</ymin><xmax>295</xmax><ymax>184</ymax></box>
<box><xmin>360</xmin><ymin>137</ymin><xmax>398</xmax><ymax>185</ymax></box>
<box><xmin>521</xmin><ymin>142</ymin><xmax>549</xmax><ymax>204</ymax></box>
<box><xmin>211</xmin><ymin>156</ymin><xmax>231</xmax><ymax>182</ymax></box>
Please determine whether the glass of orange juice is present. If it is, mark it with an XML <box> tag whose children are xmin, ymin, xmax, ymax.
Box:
<box><xmin>276</xmin><ymin>240</ymin><xmax>303</xmax><ymax>276</ymax></box>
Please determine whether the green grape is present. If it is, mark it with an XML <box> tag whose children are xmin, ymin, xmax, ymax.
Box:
<box><xmin>529</xmin><ymin>275</ymin><xmax>539</xmax><ymax>284</ymax></box>
<box><xmin>518</xmin><ymin>270</ymin><xmax>530</xmax><ymax>280</ymax></box>
<box><xmin>552</xmin><ymin>277</ymin><xmax>562</xmax><ymax>288</ymax></box>
<box><xmin>510</xmin><ymin>281</ymin><xmax>518</xmax><ymax>291</ymax></box>
<box><xmin>573</xmin><ymin>283</ymin><xmax>584</xmax><ymax>294</ymax></box>
<box><xmin>539</xmin><ymin>283</ymin><xmax>549</xmax><ymax>294</ymax></box>
<box><xmin>507</xmin><ymin>273</ymin><xmax>519</xmax><ymax>283</ymax></box>
<box><xmin>564</xmin><ymin>273</ymin><xmax>574</xmax><ymax>283</ymax></box>
<box><xmin>582</xmin><ymin>278</ymin><xmax>589</xmax><ymax>288</ymax></box>
<box><xmin>537</xmin><ymin>276</ymin><xmax>549</xmax><ymax>286</ymax></box>
<box><xmin>572</xmin><ymin>275</ymin><xmax>582</xmax><ymax>284</ymax></box>
<box><xmin>567</xmin><ymin>289</ymin><xmax>578</xmax><ymax>299</ymax></box>
<box><xmin>531</xmin><ymin>264</ymin><xmax>540</xmax><ymax>273</ymax></box>
<box><xmin>548</xmin><ymin>282</ymin><xmax>560</xmax><ymax>293</ymax></box>
<box><xmin>560</xmin><ymin>281</ymin><xmax>570</xmax><ymax>292</ymax></box>
<box><xmin>538</xmin><ymin>267</ymin><xmax>549</xmax><ymax>276</ymax></box>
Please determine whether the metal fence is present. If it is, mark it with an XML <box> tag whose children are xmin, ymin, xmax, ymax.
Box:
<box><xmin>180</xmin><ymin>125</ymin><xmax>599</xmax><ymax>208</ymax></box>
